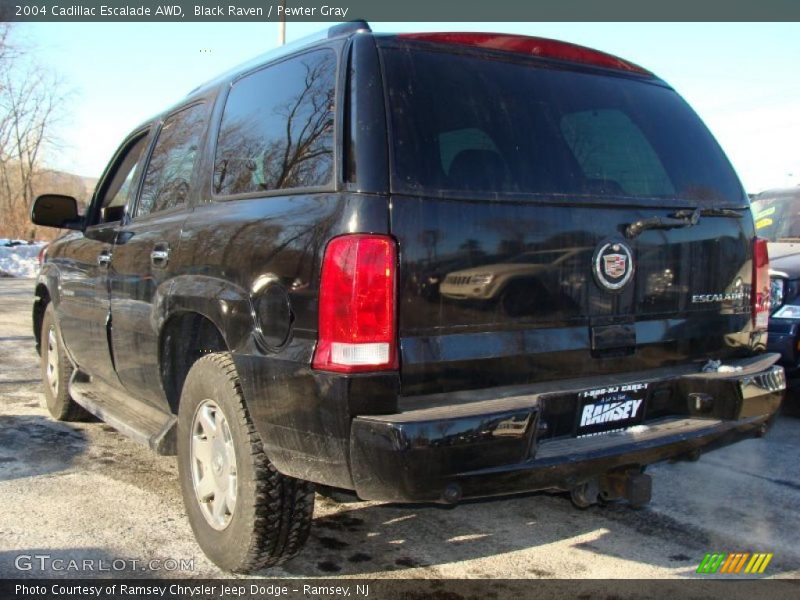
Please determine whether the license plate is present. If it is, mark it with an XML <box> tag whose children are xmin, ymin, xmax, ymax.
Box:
<box><xmin>575</xmin><ymin>383</ymin><xmax>649</xmax><ymax>437</ymax></box>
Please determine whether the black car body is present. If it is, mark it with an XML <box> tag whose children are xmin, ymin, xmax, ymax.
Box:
<box><xmin>31</xmin><ymin>23</ymin><xmax>785</xmax><ymax>571</ymax></box>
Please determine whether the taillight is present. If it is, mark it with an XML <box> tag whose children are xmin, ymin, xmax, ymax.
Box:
<box><xmin>752</xmin><ymin>238</ymin><xmax>770</xmax><ymax>331</ymax></box>
<box><xmin>397</xmin><ymin>32</ymin><xmax>652</xmax><ymax>76</ymax></box>
<box><xmin>37</xmin><ymin>245</ymin><xmax>48</xmax><ymax>266</ymax></box>
<box><xmin>312</xmin><ymin>234</ymin><xmax>398</xmax><ymax>373</ymax></box>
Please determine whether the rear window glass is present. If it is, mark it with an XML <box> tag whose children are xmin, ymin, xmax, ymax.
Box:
<box><xmin>380</xmin><ymin>43</ymin><xmax>745</xmax><ymax>205</ymax></box>
<box><xmin>560</xmin><ymin>109</ymin><xmax>675</xmax><ymax>197</ymax></box>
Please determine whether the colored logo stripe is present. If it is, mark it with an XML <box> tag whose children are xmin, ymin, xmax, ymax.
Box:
<box><xmin>745</xmin><ymin>553</ymin><xmax>773</xmax><ymax>574</ymax></box>
<box><xmin>696</xmin><ymin>553</ymin><xmax>773</xmax><ymax>574</ymax></box>
<box><xmin>697</xmin><ymin>553</ymin><xmax>725</xmax><ymax>574</ymax></box>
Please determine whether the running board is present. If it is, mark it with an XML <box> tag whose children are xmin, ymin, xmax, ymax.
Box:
<box><xmin>69</xmin><ymin>373</ymin><xmax>177</xmax><ymax>455</ymax></box>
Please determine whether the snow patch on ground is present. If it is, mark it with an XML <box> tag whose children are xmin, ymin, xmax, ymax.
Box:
<box><xmin>0</xmin><ymin>239</ymin><xmax>46</xmax><ymax>278</ymax></box>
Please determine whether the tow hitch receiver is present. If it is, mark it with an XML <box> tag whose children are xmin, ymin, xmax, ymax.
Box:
<box><xmin>624</xmin><ymin>472</ymin><xmax>652</xmax><ymax>507</ymax></box>
<box><xmin>601</xmin><ymin>468</ymin><xmax>652</xmax><ymax>508</ymax></box>
<box><xmin>571</xmin><ymin>468</ymin><xmax>653</xmax><ymax>508</ymax></box>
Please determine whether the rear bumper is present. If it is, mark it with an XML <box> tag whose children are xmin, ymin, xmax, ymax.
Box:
<box><xmin>350</xmin><ymin>355</ymin><xmax>785</xmax><ymax>503</ymax></box>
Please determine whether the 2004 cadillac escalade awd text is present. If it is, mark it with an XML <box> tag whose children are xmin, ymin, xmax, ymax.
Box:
<box><xmin>30</xmin><ymin>23</ymin><xmax>786</xmax><ymax>573</ymax></box>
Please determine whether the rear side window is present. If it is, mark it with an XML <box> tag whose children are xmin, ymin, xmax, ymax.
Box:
<box><xmin>213</xmin><ymin>49</ymin><xmax>336</xmax><ymax>196</ymax></box>
<box><xmin>380</xmin><ymin>43</ymin><xmax>746</xmax><ymax>205</ymax></box>
<box><xmin>136</xmin><ymin>103</ymin><xmax>207</xmax><ymax>218</ymax></box>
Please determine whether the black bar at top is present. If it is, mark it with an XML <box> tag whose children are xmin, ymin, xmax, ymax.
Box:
<box><xmin>2</xmin><ymin>0</ymin><xmax>800</xmax><ymax>22</ymax></box>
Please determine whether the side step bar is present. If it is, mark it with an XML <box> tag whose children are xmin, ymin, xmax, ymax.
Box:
<box><xmin>69</xmin><ymin>373</ymin><xmax>177</xmax><ymax>455</ymax></box>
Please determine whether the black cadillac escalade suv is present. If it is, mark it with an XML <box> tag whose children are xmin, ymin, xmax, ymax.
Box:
<box><xmin>30</xmin><ymin>23</ymin><xmax>785</xmax><ymax>572</ymax></box>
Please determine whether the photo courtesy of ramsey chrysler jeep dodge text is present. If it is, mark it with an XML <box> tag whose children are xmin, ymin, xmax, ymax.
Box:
<box><xmin>30</xmin><ymin>22</ymin><xmax>785</xmax><ymax>572</ymax></box>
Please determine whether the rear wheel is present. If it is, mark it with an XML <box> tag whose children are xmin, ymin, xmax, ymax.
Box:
<box><xmin>177</xmin><ymin>352</ymin><xmax>315</xmax><ymax>573</ymax></box>
<box><xmin>40</xmin><ymin>304</ymin><xmax>87</xmax><ymax>421</ymax></box>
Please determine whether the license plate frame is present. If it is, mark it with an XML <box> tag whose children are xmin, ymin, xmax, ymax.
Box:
<box><xmin>574</xmin><ymin>383</ymin><xmax>649</xmax><ymax>437</ymax></box>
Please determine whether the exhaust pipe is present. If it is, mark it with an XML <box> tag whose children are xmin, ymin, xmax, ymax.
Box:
<box><xmin>570</xmin><ymin>478</ymin><xmax>600</xmax><ymax>508</ymax></box>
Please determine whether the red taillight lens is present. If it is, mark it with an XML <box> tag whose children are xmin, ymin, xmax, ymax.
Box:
<box><xmin>312</xmin><ymin>234</ymin><xmax>398</xmax><ymax>373</ymax></box>
<box><xmin>753</xmin><ymin>237</ymin><xmax>770</xmax><ymax>331</ymax></box>
<box><xmin>398</xmin><ymin>32</ymin><xmax>651</xmax><ymax>76</ymax></box>
<box><xmin>37</xmin><ymin>245</ymin><xmax>48</xmax><ymax>266</ymax></box>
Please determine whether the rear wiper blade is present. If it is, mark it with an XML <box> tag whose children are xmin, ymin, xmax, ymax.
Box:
<box><xmin>672</xmin><ymin>207</ymin><xmax>744</xmax><ymax>219</ymax></box>
<box><xmin>625</xmin><ymin>207</ymin><xmax>743</xmax><ymax>239</ymax></box>
<box><xmin>625</xmin><ymin>208</ymin><xmax>700</xmax><ymax>239</ymax></box>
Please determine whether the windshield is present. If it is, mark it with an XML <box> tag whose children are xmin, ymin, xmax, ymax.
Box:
<box><xmin>380</xmin><ymin>41</ymin><xmax>747</xmax><ymax>205</ymax></box>
<box><xmin>752</xmin><ymin>191</ymin><xmax>800</xmax><ymax>241</ymax></box>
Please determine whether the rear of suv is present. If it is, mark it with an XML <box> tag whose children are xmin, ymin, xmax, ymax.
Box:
<box><xmin>31</xmin><ymin>23</ymin><xmax>784</xmax><ymax>573</ymax></box>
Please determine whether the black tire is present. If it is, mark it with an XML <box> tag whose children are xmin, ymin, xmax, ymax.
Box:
<box><xmin>177</xmin><ymin>352</ymin><xmax>315</xmax><ymax>573</ymax></box>
<box><xmin>40</xmin><ymin>304</ymin><xmax>87</xmax><ymax>421</ymax></box>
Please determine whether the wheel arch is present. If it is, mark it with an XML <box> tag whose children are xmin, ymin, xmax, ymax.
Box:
<box><xmin>159</xmin><ymin>275</ymin><xmax>255</xmax><ymax>414</ymax></box>
<box><xmin>33</xmin><ymin>265</ymin><xmax>64</xmax><ymax>353</ymax></box>
<box><xmin>33</xmin><ymin>280</ymin><xmax>54</xmax><ymax>356</ymax></box>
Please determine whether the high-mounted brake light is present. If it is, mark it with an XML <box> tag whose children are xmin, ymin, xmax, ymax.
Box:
<box><xmin>313</xmin><ymin>234</ymin><xmax>398</xmax><ymax>373</ymax></box>
<box><xmin>398</xmin><ymin>32</ymin><xmax>652</xmax><ymax>76</ymax></box>
<box><xmin>752</xmin><ymin>238</ymin><xmax>770</xmax><ymax>331</ymax></box>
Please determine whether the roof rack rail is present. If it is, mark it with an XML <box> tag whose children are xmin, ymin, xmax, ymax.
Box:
<box><xmin>328</xmin><ymin>20</ymin><xmax>371</xmax><ymax>38</ymax></box>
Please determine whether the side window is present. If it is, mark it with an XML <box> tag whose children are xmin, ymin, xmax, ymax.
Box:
<box><xmin>213</xmin><ymin>49</ymin><xmax>336</xmax><ymax>196</ymax></box>
<box><xmin>95</xmin><ymin>132</ymin><xmax>149</xmax><ymax>224</ymax></box>
<box><xmin>136</xmin><ymin>103</ymin><xmax>207</xmax><ymax>218</ymax></box>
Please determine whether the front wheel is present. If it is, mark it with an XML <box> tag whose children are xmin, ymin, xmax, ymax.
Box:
<box><xmin>40</xmin><ymin>304</ymin><xmax>87</xmax><ymax>421</ymax></box>
<box><xmin>177</xmin><ymin>352</ymin><xmax>315</xmax><ymax>573</ymax></box>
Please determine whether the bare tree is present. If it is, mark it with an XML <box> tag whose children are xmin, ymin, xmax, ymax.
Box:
<box><xmin>0</xmin><ymin>24</ymin><xmax>68</xmax><ymax>240</ymax></box>
<box><xmin>0</xmin><ymin>23</ymin><xmax>20</xmax><ymax>70</ymax></box>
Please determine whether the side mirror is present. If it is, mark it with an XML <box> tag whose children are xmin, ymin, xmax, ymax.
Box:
<box><xmin>30</xmin><ymin>194</ymin><xmax>83</xmax><ymax>230</ymax></box>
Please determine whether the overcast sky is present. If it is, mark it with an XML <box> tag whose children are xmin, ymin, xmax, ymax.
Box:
<box><xmin>15</xmin><ymin>21</ymin><xmax>800</xmax><ymax>194</ymax></box>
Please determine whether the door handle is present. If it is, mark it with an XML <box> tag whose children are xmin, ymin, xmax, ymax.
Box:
<box><xmin>150</xmin><ymin>246</ymin><xmax>170</xmax><ymax>266</ymax></box>
<box><xmin>97</xmin><ymin>251</ymin><xmax>112</xmax><ymax>267</ymax></box>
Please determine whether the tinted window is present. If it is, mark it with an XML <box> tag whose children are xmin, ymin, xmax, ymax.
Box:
<box><xmin>508</xmin><ymin>250</ymin><xmax>574</xmax><ymax>265</ymax></box>
<box><xmin>381</xmin><ymin>43</ymin><xmax>745</xmax><ymax>205</ymax></box>
<box><xmin>136</xmin><ymin>103</ymin><xmax>206</xmax><ymax>218</ymax></box>
<box><xmin>96</xmin><ymin>132</ymin><xmax>149</xmax><ymax>223</ymax></box>
<box><xmin>213</xmin><ymin>49</ymin><xmax>336</xmax><ymax>196</ymax></box>
<box><xmin>561</xmin><ymin>109</ymin><xmax>675</xmax><ymax>197</ymax></box>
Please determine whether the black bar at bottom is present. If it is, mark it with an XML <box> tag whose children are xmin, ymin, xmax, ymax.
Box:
<box><xmin>1</xmin><ymin>578</ymin><xmax>798</xmax><ymax>600</ymax></box>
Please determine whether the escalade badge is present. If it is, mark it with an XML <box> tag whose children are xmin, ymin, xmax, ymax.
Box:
<box><xmin>593</xmin><ymin>240</ymin><xmax>634</xmax><ymax>291</ymax></box>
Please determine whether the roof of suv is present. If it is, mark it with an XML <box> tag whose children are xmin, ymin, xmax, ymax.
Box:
<box><xmin>187</xmin><ymin>20</ymin><xmax>371</xmax><ymax>99</ymax></box>
<box><xmin>142</xmin><ymin>21</ymin><xmax>660</xmax><ymax>133</ymax></box>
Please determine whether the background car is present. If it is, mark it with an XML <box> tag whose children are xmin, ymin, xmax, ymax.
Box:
<box><xmin>752</xmin><ymin>186</ymin><xmax>800</xmax><ymax>411</ymax></box>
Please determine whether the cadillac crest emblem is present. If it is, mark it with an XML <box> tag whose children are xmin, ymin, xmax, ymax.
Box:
<box><xmin>593</xmin><ymin>240</ymin><xmax>634</xmax><ymax>291</ymax></box>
